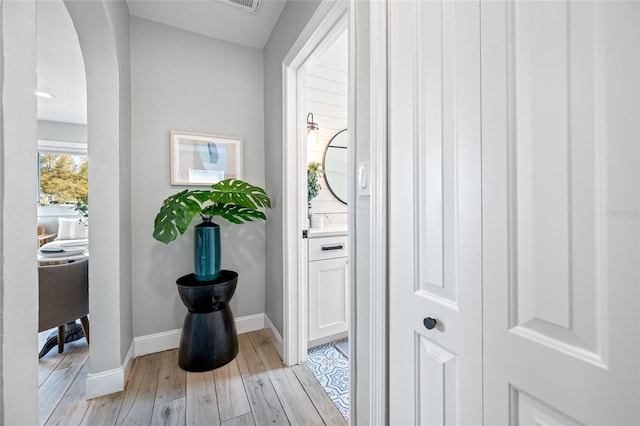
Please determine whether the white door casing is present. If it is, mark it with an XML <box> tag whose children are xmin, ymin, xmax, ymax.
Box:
<box><xmin>482</xmin><ymin>1</ymin><xmax>640</xmax><ymax>424</ymax></box>
<box><xmin>388</xmin><ymin>0</ymin><xmax>482</xmax><ymax>424</ymax></box>
<box><xmin>282</xmin><ymin>0</ymin><xmax>348</xmax><ymax>366</ymax></box>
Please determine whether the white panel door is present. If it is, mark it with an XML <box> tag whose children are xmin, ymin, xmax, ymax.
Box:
<box><xmin>388</xmin><ymin>0</ymin><xmax>482</xmax><ymax>424</ymax></box>
<box><xmin>482</xmin><ymin>1</ymin><xmax>640</xmax><ymax>424</ymax></box>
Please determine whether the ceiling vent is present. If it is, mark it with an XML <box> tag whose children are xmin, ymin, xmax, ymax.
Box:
<box><xmin>223</xmin><ymin>0</ymin><xmax>261</xmax><ymax>14</ymax></box>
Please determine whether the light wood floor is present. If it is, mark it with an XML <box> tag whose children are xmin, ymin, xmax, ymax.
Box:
<box><xmin>38</xmin><ymin>329</ymin><xmax>347</xmax><ymax>426</ymax></box>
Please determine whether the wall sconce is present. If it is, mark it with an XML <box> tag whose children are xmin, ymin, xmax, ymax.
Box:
<box><xmin>307</xmin><ymin>112</ymin><xmax>319</xmax><ymax>145</ymax></box>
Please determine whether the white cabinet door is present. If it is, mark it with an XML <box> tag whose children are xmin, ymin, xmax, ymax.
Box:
<box><xmin>308</xmin><ymin>257</ymin><xmax>349</xmax><ymax>341</ymax></box>
<box><xmin>482</xmin><ymin>1</ymin><xmax>640</xmax><ymax>423</ymax></box>
<box><xmin>388</xmin><ymin>0</ymin><xmax>483</xmax><ymax>424</ymax></box>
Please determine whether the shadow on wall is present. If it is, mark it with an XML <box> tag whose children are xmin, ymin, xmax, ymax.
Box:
<box><xmin>219</xmin><ymin>221</ymin><xmax>266</xmax><ymax>312</ymax></box>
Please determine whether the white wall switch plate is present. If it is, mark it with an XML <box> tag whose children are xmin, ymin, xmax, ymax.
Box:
<box><xmin>357</xmin><ymin>161</ymin><xmax>371</xmax><ymax>197</ymax></box>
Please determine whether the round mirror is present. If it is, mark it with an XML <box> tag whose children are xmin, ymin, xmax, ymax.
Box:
<box><xmin>322</xmin><ymin>129</ymin><xmax>348</xmax><ymax>205</ymax></box>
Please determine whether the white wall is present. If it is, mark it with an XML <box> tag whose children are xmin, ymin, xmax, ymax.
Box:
<box><xmin>104</xmin><ymin>0</ymin><xmax>133</xmax><ymax>365</ymax></box>
<box><xmin>131</xmin><ymin>17</ymin><xmax>266</xmax><ymax>337</ymax></box>
<box><xmin>0</xmin><ymin>1</ymin><xmax>39</xmax><ymax>423</ymax></box>
<box><xmin>264</xmin><ymin>0</ymin><xmax>322</xmax><ymax>336</ymax></box>
<box><xmin>306</xmin><ymin>30</ymin><xmax>348</xmax><ymax>222</ymax></box>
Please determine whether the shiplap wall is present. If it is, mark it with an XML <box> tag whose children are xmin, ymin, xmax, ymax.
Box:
<box><xmin>306</xmin><ymin>30</ymin><xmax>348</xmax><ymax>224</ymax></box>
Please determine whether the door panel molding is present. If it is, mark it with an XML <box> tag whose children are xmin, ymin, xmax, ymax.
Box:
<box><xmin>389</xmin><ymin>0</ymin><xmax>482</xmax><ymax>423</ymax></box>
<box><xmin>417</xmin><ymin>333</ymin><xmax>459</xmax><ymax>425</ymax></box>
<box><xmin>505</xmin><ymin>0</ymin><xmax>607</xmax><ymax>364</ymax></box>
<box><xmin>482</xmin><ymin>1</ymin><xmax>639</xmax><ymax>423</ymax></box>
<box><xmin>512</xmin><ymin>387</ymin><xmax>584</xmax><ymax>426</ymax></box>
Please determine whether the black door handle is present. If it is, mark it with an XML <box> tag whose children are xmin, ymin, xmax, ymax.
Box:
<box><xmin>423</xmin><ymin>317</ymin><xmax>437</xmax><ymax>330</ymax></box>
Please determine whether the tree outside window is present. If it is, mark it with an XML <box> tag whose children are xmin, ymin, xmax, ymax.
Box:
<box><xmin>39</xmin><ymin>153</ymin><xmax>88</xmax><ymax>205</ymax></box>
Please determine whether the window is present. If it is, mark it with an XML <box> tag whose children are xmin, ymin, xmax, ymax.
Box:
<box><xmin>38</xmin><ymin>140</ymin><xmax>88</xmax><ymax>206</ymax></box>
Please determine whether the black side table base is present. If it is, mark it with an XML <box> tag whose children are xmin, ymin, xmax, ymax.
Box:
<box><xmin>176</xmin><ymin>271</ymin><xmax>239</xmax><ymax>372</ymax></box>
<box><xmin>178</xmin><ymin>310</ymin><xmax>238</xmax><ymax>372</ymax></box>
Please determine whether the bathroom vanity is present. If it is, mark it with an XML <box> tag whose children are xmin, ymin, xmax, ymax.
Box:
<box><xmin>307</xmin><ymin>226</ymin><xmax>349</xmax><ymax>346</ymax></box>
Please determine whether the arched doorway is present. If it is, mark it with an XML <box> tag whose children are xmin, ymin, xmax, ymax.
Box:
<box><xmin>1</xmin><ymin>1</ymin><xmax>131</xmax><ymax>421</ymax></box>
<box><xmin>63</xmin><ymin>0</ymin><xmax>133</xmax><ymax>399</ymax></box>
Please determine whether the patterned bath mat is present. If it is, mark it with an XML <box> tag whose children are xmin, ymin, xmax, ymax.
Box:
<box><xmin>306</xmin><ymin>341</ymin><xmax>350</xmax><ymax>421</ymax></box>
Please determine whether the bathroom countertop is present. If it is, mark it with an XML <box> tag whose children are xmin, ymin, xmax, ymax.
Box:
<box><xmin>307</xmin><ymin>225</ymin><xmax>348</xmax><ymax>238</ymax></box>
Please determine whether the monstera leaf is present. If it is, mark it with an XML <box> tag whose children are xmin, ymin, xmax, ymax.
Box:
<box><xmin>202</xmin><ymin>204</ymin><xmax>267</xmax><ymax>224</ymax></box>
<box><xmin>152</xmin><ymin>179</ymin><xmax>271</xmax><ymax>244</ymax></box>
<box><xmin>207</xmin><ymin>179</ymin><xmax>271</xmax><ymax>210</ymax></box>
<box><xmin>153</xmin><ymin>189</ymin><xmax>209</xmax><ymax>244</ymax></box>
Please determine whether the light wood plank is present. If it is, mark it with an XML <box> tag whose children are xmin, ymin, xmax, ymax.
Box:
<box><xmin>80</xmin><ymin>391</ymin><xmax>125</xmax><ymax>426</ymax></box>
<box><xmin>151</xmin><ymin>397</ymin><xmax>185</xmax><ymax>426</ymax></box>
<box><xmin>39</xmin><ymin>329</ymin><xmax>349</xmax><ymax>426</ymax></box>
<box><xmin>39</xmin><ymin>338</ymin><xmax>89</xmax><ymax>387</ymax></box>
<box><xmin>154</xmin><ymin>349</ymin><xmax>186</xmax><ymax>407</ymax></box>
<box><xmin>38</xmin><ymin>332</ymin><xmax>77</xmax><ymax>387</ymax></box>
<box><xmin>56</xmin><ymin>341</ymin><xmax>89</xmax><ymax>369</ymax></box>
<box><xmin>236</xmin><ymin>333</ymin><xmax>266</xmax><ymax>377</ymax></box>
<box><xmin>45</xmin><ymin>363</ymin><xmax>90</xmax><ymax>426</ymax></box>
<box><xmin>116</xmin><ymin>352</ymin><xmax>162</xmax><ymax>425</ymax></box>
<box><xmin>292</xmin><ymin>364</ymin><xmax>347</xmax><ymax>425</ymax></box>
<box><xmin>221</xmin><ymin>413</ymin><xmax>255</xmax><ymax>426</ymax></box>
<box><xmin>214</xmin><ymin>359</ymin><xmax>251</xmax><ymax>421</ymax></box>
<box><xmin>249</xmin><ymin>330</ymin><xmax>324</xmax><ymax>425</ymax></box>
<box><xmin>186</xmin><ymin>371</ymin><xmax>220</xmax><ymax>426</ymax></box>
<box><xmin>39</xmin><ymin>364</ymin><xmax>83</xmax><ymax>425</ymax></box>
<box><xmin>39</xmin><ymin>349</ymin><xmax>66</xmax><ymax>386</ymax></box>
<box><xmin>242</xmin><ymin>372</ymin><xmax>289</xmax><ymax>426</ymax></box>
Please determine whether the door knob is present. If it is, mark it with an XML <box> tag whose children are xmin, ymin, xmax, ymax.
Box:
<box><xmin>423</xmin><ymin>317</ymin><xmax>437</xmax><ymax>330</ymax></box>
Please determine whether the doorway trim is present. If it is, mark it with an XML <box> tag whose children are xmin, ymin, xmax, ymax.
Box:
<box><xmin>282</xmin><ymin>0</ymin><xmax>349</xmax><ymax>366</ymax></box>
<box><xmin>368</xmin><ymin>1</ymin><xmax>388</xmax><ymax>423</ymax></box>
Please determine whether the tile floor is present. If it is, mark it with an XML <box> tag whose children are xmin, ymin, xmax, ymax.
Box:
<box><xmin>305</xmin><ymin>339</ymin><xmax>350</xmax><ymax>421</ymax></box>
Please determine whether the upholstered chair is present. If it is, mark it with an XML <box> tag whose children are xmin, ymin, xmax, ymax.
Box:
<box><xmin>38</xmin><ymin>259</ymin><xmax>89</xmax><ymax>355</ymax></box>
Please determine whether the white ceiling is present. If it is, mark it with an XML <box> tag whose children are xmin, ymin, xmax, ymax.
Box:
<box><xmin>37</xmin><ymin>0</ymin><xmax>287</xmax><ymax>126</ymax></box>
<box><xmin>36</xmin><ymin>0</ymin><xmax>87</xmax><ymax>125</ymax></box>
<box><xmin>126</xmin><ymin>0</ymin><xmax>287</xmax><ymax>49</ymax></box>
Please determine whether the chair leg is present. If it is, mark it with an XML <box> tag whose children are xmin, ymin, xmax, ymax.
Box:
<box><xmin>80</xmin><ymin>316</ymin><xmax>90</xmax><ymax>345</ymax></box>
<box><xmin>57</xmin><ymin>326</ymin><xmax>64</xmax><ymax>353</ymax></box>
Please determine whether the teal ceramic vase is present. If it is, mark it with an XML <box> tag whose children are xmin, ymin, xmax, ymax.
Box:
<box><xmin>194</xmin><ymin>218</ymin><xmax>221</xmax><ymax>281</ymax></box>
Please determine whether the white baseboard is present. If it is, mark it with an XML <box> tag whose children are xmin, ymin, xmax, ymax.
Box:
<box><xmin>235</xmin><ymin>313</ymin><xmax>265</xmax><ymax>335</ymax></box>
<box><xmin>85</xmin><ymin>340</ymin><xmax>135</xmax><ymax>400</ymax></box>
<box><xmin>134</xmin><ymin>313</ymin><xmax>267</xmax><ymax>357</ymax></box>
<box><xmin>264</xmin><ymin>314</ymin><xmax>284</xmax><ymax>358</ymax></box>
<box><xmin>308</xmin><ymin>331</ymin><xmax>348</xmax><ymax>349</ymax></box>
<box><xmin>85</xmin><ymin>368</ymin><xmax>124</xmax><ymax>400</ymax></box>
<box><xmin>122</xmin><ymin>340</ymin><xmax>135</xmax><ymax>384</ymax></box>
<box><xmin>134</xmin><ymin>328</ymin><xmax>182</xmax><ymax>357</ymax></box>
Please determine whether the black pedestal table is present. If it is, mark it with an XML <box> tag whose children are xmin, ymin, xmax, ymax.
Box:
<box><xmin>176</xmin><ymin>270</ymin><xmax>239</xmax><ymax>372</ymax></box>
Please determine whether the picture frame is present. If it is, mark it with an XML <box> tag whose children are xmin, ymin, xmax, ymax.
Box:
<box><xmin>170</xmin><ymin>131</ymin><xmax>243</xmax><ymax>186</ymax></box>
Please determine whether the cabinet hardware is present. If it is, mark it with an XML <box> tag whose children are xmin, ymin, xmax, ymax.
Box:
<box><xmin>321</xmin><ymin>245</ymin><xmax>344</xmax><ymax>251</ymax></box>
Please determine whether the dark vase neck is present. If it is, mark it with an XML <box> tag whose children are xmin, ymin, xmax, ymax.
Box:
<box><xmin>197</xmin><ymin>217</ymin><xmax>218</xmax><ymax>228</ymax></box>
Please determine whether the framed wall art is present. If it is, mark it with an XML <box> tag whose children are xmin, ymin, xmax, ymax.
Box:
<box><xmin>170</xmin><ymin>131</ymin><xmax>243</xmax><ymax>186</ymax></box>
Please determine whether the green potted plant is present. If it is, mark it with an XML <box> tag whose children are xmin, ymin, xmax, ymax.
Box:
<box><xmin>152</xmin><ymin>178</ymin><xmax>271</xmax><ymax>371</ymax></box>
<box><xmin>153</xmin><ymin>178</ymin><xmax>271</xmax><ymax>281</ymax></box>
<box><xmin>74</xmin><ymin>199</ymin><xmax>89</xmax><ymax>225</ymax></box>
<box><xmin>307</xmin><ymin>161</ymin><xmax>323</xmax><ymax>228</ymax></box>
<box><xmin>307</xmin><ymin>161</ymin><xmax>323</xmax><ymax>210</ymax></box>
